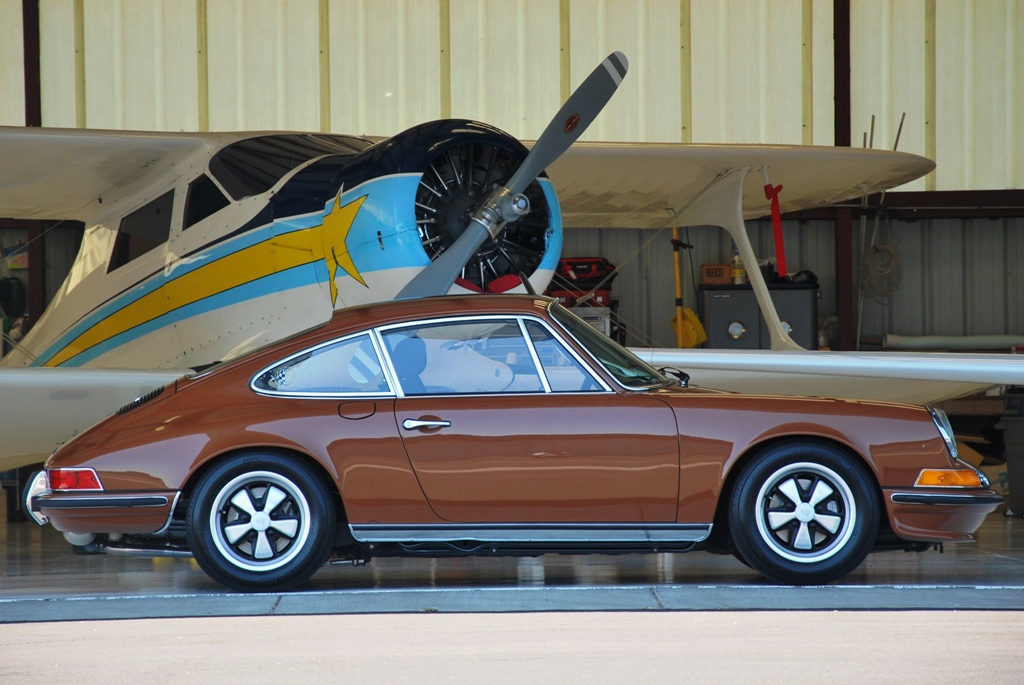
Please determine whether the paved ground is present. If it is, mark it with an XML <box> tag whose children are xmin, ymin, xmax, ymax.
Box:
<box><xmin>3</xmin><ymin>513</ymin><xmax>1023</xmax><ymax>683</ymax></box>
<box><xmin>3</xmin><ymin>611</ymin><xmax>1023</xmax><ymax>684</ymax></box>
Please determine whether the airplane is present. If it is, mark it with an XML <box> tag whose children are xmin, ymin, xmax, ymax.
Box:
<box><xmin>1</xmin><ymin>51</ymin><xmax>1022</xmax><ymax>475</ymax></box>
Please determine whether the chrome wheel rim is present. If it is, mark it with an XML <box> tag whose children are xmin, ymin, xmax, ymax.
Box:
<box><xmin>754</xmin><ymin>462</ymin><xmax>856</xmax><ymax>564</ymax></box>
<box><xmin>209</xmin><ymin>470</ymin><xmax>312</xmax><ymax>572</ymax></box>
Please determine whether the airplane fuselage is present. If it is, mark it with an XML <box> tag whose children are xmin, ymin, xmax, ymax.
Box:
<box><xmin>2</xmin><ymin>122</ymin><xmax>561</xmax><ymax>369</ymax></box>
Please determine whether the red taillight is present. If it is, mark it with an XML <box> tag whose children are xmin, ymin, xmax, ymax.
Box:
<box><xmin>48</xmin><ymin>468</ymin><xmax>103</xmax><ymax>491</ymax></box>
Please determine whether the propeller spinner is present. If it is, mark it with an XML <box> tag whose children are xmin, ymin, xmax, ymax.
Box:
<box><xmin>395</xmin><ymin>51</ymin><xmax>629</xmax><ymax>299</ymax></box>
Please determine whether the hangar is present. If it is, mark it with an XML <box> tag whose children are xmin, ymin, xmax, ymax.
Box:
<box><xmin>0</xmin><ymin>2</ymin><xmax>1023</xmax><ymax>678</ymax></box>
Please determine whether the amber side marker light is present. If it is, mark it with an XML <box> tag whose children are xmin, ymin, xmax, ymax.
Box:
<box><xmin>48</xmin><ymin>468</ymin><xmax>103</xmax><ymax>491</ymax></box>
<box><xmin>915</xmin><ymin>468</ymin><xmax>984</xmax><ymax>488</ymax></box>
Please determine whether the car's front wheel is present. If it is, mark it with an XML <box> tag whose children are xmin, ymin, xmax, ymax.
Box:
<box><xmin>729</xmin><ymin>441</ymin><xmax>879</xmax><ymax>585</ymax></box>
<box><xmin>186</xmin><ymin>452</ymin><xmax>335</xmax><ymax>592</ymax></box>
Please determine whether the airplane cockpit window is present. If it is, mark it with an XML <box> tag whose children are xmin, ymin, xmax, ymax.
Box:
<box><xmin>107</xmin><ymin>190</ymin><xmax>174</xmax><ymax>272</ymax></box>
<box><xmin>209</xmin><ymin>134</ymin><xmax>373</xmax><ymax>201</ymax></box>
<box><xmin>183</xmin><ymin>175</ymin><xmax>230</xmax><ymax>230</ymax></box>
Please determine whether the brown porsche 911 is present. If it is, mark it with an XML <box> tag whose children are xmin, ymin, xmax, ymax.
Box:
<box><xmin>26</xmin><ymin>295</ymin><xmax>1002</xmax><ymax>591</ymax></box>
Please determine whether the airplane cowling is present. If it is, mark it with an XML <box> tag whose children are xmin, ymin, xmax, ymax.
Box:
<box><xmin>274</xmin><ymin>120</ymin><xmax>561</xmax><ymax>297</ymax></box>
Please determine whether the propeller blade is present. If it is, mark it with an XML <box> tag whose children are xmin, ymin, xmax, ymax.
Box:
<box><xmin>395</xmin><ymin>51</ymin><xmax>628</xmax><ymax>300</ymax></box>
<box><xmin>505</xmin><ymin>51</ymin><xmax>628</xmax><ymax>197</ymax></box>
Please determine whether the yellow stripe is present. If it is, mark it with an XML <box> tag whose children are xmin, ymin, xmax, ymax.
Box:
<box><xmin>47</xmin><ymin>195</ymin><xmax>367</xmax><ymax>367</ymax></box>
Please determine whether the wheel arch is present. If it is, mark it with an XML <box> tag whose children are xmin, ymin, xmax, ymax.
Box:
<box><xmin>708</xmin><ymin>434</ymin><xmax>886</xmax><ymax>552</ymax></box>
<box><xmin>179</xmin><ymin>446</ymin><xmax>349</xmax><ymax>527</ymax></box>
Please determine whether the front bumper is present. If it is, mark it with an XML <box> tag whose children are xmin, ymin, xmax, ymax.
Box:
<box><xmin>884</xmin><ymin>487</ymin><xmax>1004</xmax><ymax>542</ymax></box>
<box><xmin>24</xmin><ymin>470</ymin><xmax>179</xmax><ymax>535</ymax></box>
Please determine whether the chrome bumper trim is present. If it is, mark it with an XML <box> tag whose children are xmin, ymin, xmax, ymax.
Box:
<box><xmin>890</xmin><ymin>492</ymin><xmax>1005</xmax><ymax>506</ymax></box>
<box><xmin>23</xmin><ymin>471</ymin><xmax>49</xmax><ymax>526</ymax></box>
<box><xmin>32</xmin><ymin>494</ymin><xmax>170</xmax><ymax>510</ymax></box>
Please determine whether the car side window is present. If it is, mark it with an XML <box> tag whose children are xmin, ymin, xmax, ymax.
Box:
<box><xmin>252</xmin><ymin>333</ymin><xmax>388</xmax><ymax>396</ymax></box>
<box><xmin>381</xmin><ymin>319</ymin><xmax>545</xmax><ymax>396</ymax></box>
<box><xmin>524</xmin><ymin>320</ymin><xmax>602</xmax><ymax>392</ymax></box>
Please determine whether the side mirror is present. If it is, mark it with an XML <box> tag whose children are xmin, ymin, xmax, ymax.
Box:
<box><xmin>658</xmin><ymin>366</ymin><xmax>690</xmax><ymax>388</ymax></box>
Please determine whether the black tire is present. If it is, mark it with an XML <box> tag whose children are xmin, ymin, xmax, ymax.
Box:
<box><xmin>186</xmin><ymin>452</ymin><xmax>336</xmax><ymax>592</ymax></box>
<box><xmin>729</xmin><ymin>441</ymin><xmax>879</xmax><ymax>585</ymax></box>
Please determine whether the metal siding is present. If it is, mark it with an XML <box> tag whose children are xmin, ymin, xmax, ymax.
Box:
<box><xmin>206</xmin><ymin>0</ymin><xmax>321</xmax><ymax>132</ymax></box>
<box><xmin>924</xmin><ymin>220</ymin><xmax>965</xmax><ymax>336</ymax></box>
<box><xmin>161</xmin><ymin>1</ymin><xmax>201</xmax><ymax>132</ymax></box>
<box><xmin>810</xmin><ymin>0</ymin><xmax>834</xmax><ymax>145</ymax></box>
<box><xmin>0</xmin><ymin>0</ymin><xmax>25</xmax><ymax>126</ymax></box>
<box><xmin>39</xmin><ymin>0</ymin><xmax>78</xmax><ymax>127</ymax></box>
<box><xmin>690</xmin><ymin>0</ymin><xmax>805</xmax><ymax>144</ymax></box>
<box><xmin>80</xmin><ymin>0</ymin><xmax>199</xmax><ymax>131</ymax></box>
<box><xmin>963</xmin><ymin>219</ymin><xmax>1004</xmax><ymax>336</ymax></box>
<box><xmin>82</xmin><ymin>0</ymin><xmax>126</xmax><ymax>129</ymax></box>
<box><xmin>329</xmin><ymin>0</ymin><xmax>440</xmax><ymax>136</ymax></box>
<box><xmin>859</xmin><ymin>219</ymin><xmax>1023</xmax><ymax>344</ymax></box>
<box><xmin>1008</xmin><ymin>219</ymin><xmax>1024</xmax><ymax>335</ymax></box>
<box><xmin>935</xmin><ymin>0</ymin><xmax>1023</xmax><ymax>190</ymax></box>
<box><xmin>568</xmin><ymin>0</ymin><xmax>682</xmax><ymax>143</ymax></box>
<box><xmin>849</xmin><ymin>0</ymin><xmax>928</xmax><ymax>190</ymax></box>
<box><xmin>448</xmin><ymin>0</ymin><xmax>560</xmax><ymax>140</ymax></box>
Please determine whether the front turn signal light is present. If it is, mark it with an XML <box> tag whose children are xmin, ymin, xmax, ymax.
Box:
<box><xmin>48</xmin><ymin>468</ymin><xmax>103</xmax><ymax>491</ymax></box>
<box><xmin>914</xmin><ymin>468</ymin><xmax>984</xmax><ymax>488</ymax></box>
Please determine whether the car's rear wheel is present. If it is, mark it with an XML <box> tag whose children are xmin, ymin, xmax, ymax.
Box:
<box><xmin>186</xmin><ymin>452</ymin><xmax>335</xmax><ymax>592</ymax></box>
<box><xmin>729</xmin><ymin>441</ymin><xmax>879</xmax><ymax>585</ymax></box>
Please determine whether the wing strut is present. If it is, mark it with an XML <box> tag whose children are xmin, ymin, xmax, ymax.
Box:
<box><xmin>680</xmin><ymin>166</ymin><xmax>803</xmax><ymax>351</ymax></box>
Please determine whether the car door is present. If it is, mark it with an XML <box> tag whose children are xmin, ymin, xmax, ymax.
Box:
<box><xmin>382</xmin><ymin>316</ymin><xmax>680</xmax><ymax>524</ymax></box>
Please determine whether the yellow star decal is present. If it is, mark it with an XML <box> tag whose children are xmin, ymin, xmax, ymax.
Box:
<box><xmin>319</xmin><ymin>194</ymin><xmax>368</xmax><ymax>306</ymax></box>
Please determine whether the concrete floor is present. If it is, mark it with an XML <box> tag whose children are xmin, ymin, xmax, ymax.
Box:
<box><xmin>3</xmin><ymin>513</ymin><xmax>1024</xmax><ymax>684</ymax></box>
<box><xmin>2</xmin><ymin>511</ymin><xmax>1024</xmax><ymax>620</ymax></box>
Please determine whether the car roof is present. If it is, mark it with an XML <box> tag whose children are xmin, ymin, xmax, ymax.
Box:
<box><xmin>326</xmin><ymin>294</ymin><xmax>556</xmax><ymax>333</ymax></box>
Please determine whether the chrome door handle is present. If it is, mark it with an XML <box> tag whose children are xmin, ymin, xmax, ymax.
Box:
<box><xmin>402</xmin><ymin>418</ymin><xmax>451</xmax><ymax>430</ymax></box>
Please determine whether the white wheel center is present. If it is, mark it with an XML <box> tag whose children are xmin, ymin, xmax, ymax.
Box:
<box><xmin>251</xmin><ymin>512</ymin><xmax>272</xmax><ymax>532</ymax></box>
<box><xmin>795</xmin><ymin>503</ymin><xmax>815</xmax><ymax>523</ymax></box>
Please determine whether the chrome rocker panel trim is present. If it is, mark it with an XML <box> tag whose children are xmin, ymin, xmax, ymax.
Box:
<box><xmin>349</xmin><ymin>522</ymin><xmax>713</xmax><ymax>544</ymax></box>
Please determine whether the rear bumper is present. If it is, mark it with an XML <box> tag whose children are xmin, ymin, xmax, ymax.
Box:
<box><xmin>884</xmin><ymin>488</ymin><xmax>1004</xmax><ymax>543</ymax></box>
<box><xmin>25</xmin><ymin>471</ymin><xmax>179</xmax><ymax>535</ymax></box>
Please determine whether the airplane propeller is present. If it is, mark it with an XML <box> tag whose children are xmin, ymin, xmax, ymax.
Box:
<box><xmin>395</xmin><ymin>51</ymin><xmax>628</xmax><ymax>299</ymax></box>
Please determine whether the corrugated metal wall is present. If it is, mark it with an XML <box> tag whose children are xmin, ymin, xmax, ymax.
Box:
<box><xmin>0</xmin><ymin>0</ymin><xmax>25</xmax><ymax>125</ymax></box>
<box><xmin>850</xmin><ymin>0</ymin><xmax>1024</xmax><ymax>192</ymax></box>
<box><xmin>2</xmin><ymin>0</ymin><xmax>1018</xmax><ymax>179</ymax></box>
<box><xmin>1</xmin><ymin>0</ymin><xmax>1021</xmax><ymax>344</ymax></box>
<box><xmin>858</xmin><ymin>217</ymin><xmax>1024</xmax><ymax>343</ymax></box>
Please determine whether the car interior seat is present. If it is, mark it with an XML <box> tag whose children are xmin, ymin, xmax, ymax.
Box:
<box><xmin>392</xmin><ymin>336</ymin><xmax>427</xmax><ymax>395</ymax></box>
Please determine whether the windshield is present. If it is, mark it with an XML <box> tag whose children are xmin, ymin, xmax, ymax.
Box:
<box><xmin>550</xmin><ymin>303</ymin><xmax>669</xmax><ymax>389</ymax></box>
<box><xmin>210</xmin><ymin>134</ymin><xmax>371</xmax><ymax>200</ymax></box>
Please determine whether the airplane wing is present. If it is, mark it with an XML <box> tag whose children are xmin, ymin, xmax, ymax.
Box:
<box><xmin>0</xmin><ymin>368</ymin><xmax>186</xmax><ymax>471</ymax></box>
<box><xmin>632</xmin><ymin>347</ymin><xmax>1024</xmax><ymax>405</ymax></box>
<box><xmin>548</xmin><ymin>143</ymin><xmax>933</xmax><ymax>228</ymax></box>
<box><xmin>0</xmin><ymin>126</ymin><xmax>242</xmax><ymax>220</ymax></box>
<box><xmin>0</xmin><ymin>368</ymin><xmax>187</xmax><ymax>471</ymax></box>
<box><xmin>1</xmin><ymin>125</ymin><xmax>930</xmax><ymax>226</ymax></box>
